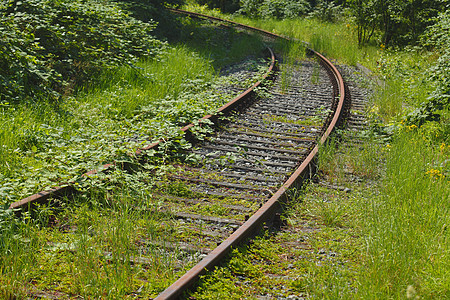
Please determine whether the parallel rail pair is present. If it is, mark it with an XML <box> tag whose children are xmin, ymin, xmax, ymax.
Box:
<box><xmin>155</xmin><ymin>9</ymin><xmax>347</xmax><ymax>299</ymax></box>
<box><xmin>8</xmin><ymin>9</ymin><xmax>347</xmax><ymax>299</ymax></box>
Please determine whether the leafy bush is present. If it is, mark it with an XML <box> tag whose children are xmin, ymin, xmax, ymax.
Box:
<box><xmin>308</xmin><ymin>0</ymin><xmax>342</xmax><ymax>22</ymax></box>
<box><xmin>424</xmin><ymin>10</ymin><xmax>450</xmax><ymax>110</ymax></box>
<box><xmin>195</xmin><ymin>0</ymin><xmax>241</xmax><ymax>13</ymax></box>
<box><xmin>239</xmin><ymin>0</ymin><xmax>310</xmax><ymax>19</ymax></box>
<box><xmin>0</xmin><ymin>0</ymin><xmax>165</xmax><ymax>104</ymax></box>
<box><xmin>405</xmin><ymin>10</ymin><xmax>450</xmax><ymax>128</ymax></box>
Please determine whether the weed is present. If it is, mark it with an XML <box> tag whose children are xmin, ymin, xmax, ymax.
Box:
<box><xmin>316</xmin><ymin>200</ymin><xmax>347</xmax><ymax>227</ymax></box>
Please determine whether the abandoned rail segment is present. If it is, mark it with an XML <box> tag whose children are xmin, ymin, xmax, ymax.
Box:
<box><xmin>7</xmin><ymin>10</ymin><xmax>348</xmax><ymax>299</ymax></box>
<box><xmin>155</xmin><ymin>10</ymin><xmax>348</xmax><ymax>299</ymax></box>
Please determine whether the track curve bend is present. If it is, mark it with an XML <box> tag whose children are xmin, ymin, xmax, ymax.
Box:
<box><xmin>155</xmin><ymin>9</ymin><xmax>348</xmax><ymax>300</ymax></box>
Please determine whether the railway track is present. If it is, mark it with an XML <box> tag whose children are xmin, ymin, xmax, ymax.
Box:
<box><xmin>153</xmin><ymin>10</ymin><xmax>347</xmax><ymax>299</ymax></box>
<box><xmin>8</xmin><ymin>9</ymin><xmax>348</xmax><ymax>299</ymax></box>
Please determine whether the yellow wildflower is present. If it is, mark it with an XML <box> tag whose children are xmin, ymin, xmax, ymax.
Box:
<box><xmin>440</xmin><ymin>142</ymin><xmax>447</xmax><ymax>154</ymax></box>
<box><xmin>426</xmin><ymin>169</ymin><xmax>444</xmax><ymax>180</ymax></box>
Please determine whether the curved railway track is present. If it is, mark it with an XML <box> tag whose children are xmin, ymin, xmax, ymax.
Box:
<box><xmin>8</xmin><ymin>9</ymin><xmax>349</xmax><ymax>299</ymax></box>
<box><xmin>153</xmin><ymin>10</ymin><xmax>348</xmax><ymax>299</ymax></box>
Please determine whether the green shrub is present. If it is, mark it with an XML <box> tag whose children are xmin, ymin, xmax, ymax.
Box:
<box><xmin>423</xmin><ymin>10</ymin><xmax>450</xmax><ymax>121</ymax></box>
<box><xmin>239</xmin><ymin>0</ymin><xmax>310</xmax><ymax>19</ymax></box>
<box><xmin>403</xmin><ymin>10</ymin><xmax>450</xmax><ymax>130</ymax></box>
<box><xmin>308</xmin><ymin>0</ymin><xmax>343</xmax><ymax>23</ymax></box>
<box><xmin>0</xmin><ymin>0</ymin><xmax>165</xmax><ymax>104</ymax></box>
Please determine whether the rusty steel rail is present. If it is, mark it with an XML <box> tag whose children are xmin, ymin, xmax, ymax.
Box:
<box><xmin>154</xmin><ymin>10</ymin><xmax>347</xmax><ymax>300</ymax></box>
<box><xmin>9</xmin><ymin>48</ymin><xmax>276</xmax><ymax>211</ymax></box>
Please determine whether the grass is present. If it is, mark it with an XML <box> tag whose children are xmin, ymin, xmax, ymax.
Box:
<box><xmin>356</xmin><ymin>131</ymin><xmax>449</xmax><ymax>298</ymax></box>
<box><xmin>188</xmin><ymin>184</ymin><xmax>367</xmax><ymax>299</ymax></box>
<box><xmin>183</xmin><ymin>2</ymin><xmax>378</xmax><ymax>67</ymax></box>
<box><xmin>188</xmin><ymin>129</ymin><xmax>448</xmax><ymax>299</ymax></box>
<box><xmin>0</xmin><ymin>175</ymin><xmax>200</xmax><ymax>298</ymax></box>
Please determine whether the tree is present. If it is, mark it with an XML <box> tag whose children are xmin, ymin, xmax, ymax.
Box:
<box><xmin>349</xmin><ymin>0</ymin><xmax>377</xmax><ymax>45</ymax></box>
<box><xmin>348</xmin><ymin>0</ymin><xmax>448</xmax><ymax>46</ymax></box>
<box><xmin>239</xmin><ymin>0</ymin><xmax>310</xmax><ymax>19</ymax></box>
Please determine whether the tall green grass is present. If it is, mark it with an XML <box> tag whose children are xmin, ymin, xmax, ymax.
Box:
<box><xmin>0</xmin><ymin>212</ymin><xmax>42</xmax><ymax>299</ymax></box>
<box><xmin>356</xmin><ymin>131</ymin><xmax>449</xmax><ymax>298</ymax></box>
<box><xmin>0</xmin><ymin>183</ymin><xmax>189</xmax><ymax>298</ymax></box>
<box><xmin>183</xmin><ymin>2</ymin><xmax>380</xmax><ymax>67</ymax></box>
<box><xmin>82</xmin><ymin>46</ymin><xmax>216</xmax><ymax>118</ymax></box>
<box><xmin>0</xmin><ymin>103</ymin><xmax>64</xmax><ymax>177</ymax></box>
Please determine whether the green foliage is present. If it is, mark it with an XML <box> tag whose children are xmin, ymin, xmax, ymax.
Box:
<box><xmin>372</xmin><ymin>40</ymin><xmax>447</xmax><ymax>134</ymax></box>
<box><xmin>239</xmin><ymin>0</ymin><xmax>311</xmax><ymax>19</ymax></box>
<box><xmin>422</xmin><ymin>9</ymin><xmax>450</xmax><ymax>125</ymax></box>
<box><xmin>347</xmin><ymin>0</ymin><xmax>447</xmax><ymax>46</ymax></box>
<box><xmin>358</xmin><ymin>132</ymin><xmax>449</xmax><ymax>298</ymax></box>
<box><xmin>308</xmin><ymin>0</ymin><xmax>343</xmax><ymax>22</ymax></box>
<box><xmin>375</xmin><ymin>10</ymin><xmax>450</xmax><ymax>131</ymax></box>
<box><xmin>0</xmin><ymin>23</ymin><xmax>269</xmax><ymax>203</ymax></box>
<box><xmin>195</xmin><ymin>0</ymin><xmax>241</xmax><ymax>13</ymax></box>
<box><xmin>0</xmin><ymin>0</ymin><xmax>165</xmax><ymax>104</ymax></box>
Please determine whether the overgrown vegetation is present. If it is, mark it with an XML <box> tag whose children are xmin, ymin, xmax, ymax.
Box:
<box><xmin>0</xmin><ymin>4</ymin><xmax>268</xmax><ymax>204</ymax></box>
<box><xmin>0</xmin><ymin>1</ymin><xmax>273</xmax><ymax>296</ymax></box>
<box><xmin>0</xmin><ymin>174</ymin><xmax>200</xmax><ymax>298</ymax></box>
<box><xmin>1</xmin><ymin>0</ymin><xmax>449</xmax><ymax>297</ymax></box>
<box><xmin>191</xmin><ymin>0</ymin><xmax>448</xmax><ymax>47</ymax></box>
<box><xmin>0</xmin><ymin>0</ymin><xmax>166</xmax><ymax>104</ymax></box>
